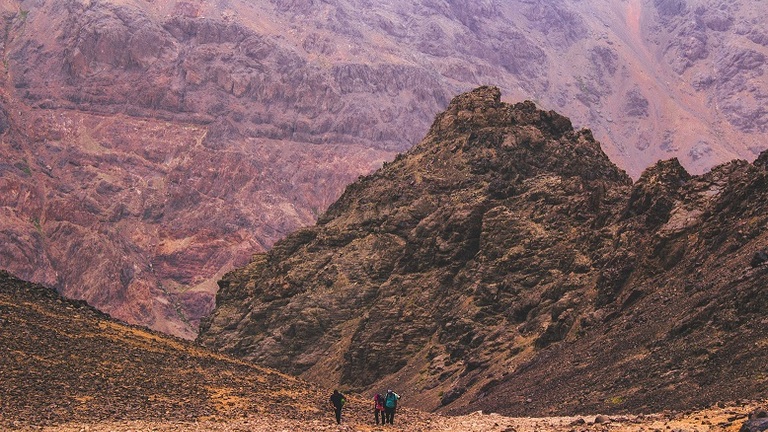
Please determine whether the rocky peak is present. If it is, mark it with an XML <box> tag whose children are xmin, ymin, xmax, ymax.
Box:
<box><xmin>635</xmin><ymin>158</ymin><xmax>691</xmax><ymax>188</ymax></box>
<box><xmin>200</xmin><ymin>86</ymin><xmax>630</xmax><ymax>370</ymax></box>
<box><xmin>199</xmin><ymin>87</ymin><xmax>768</xmax><ymax>417</ymax></box>
<box><xmin>441</xmin><ymin>85</ymin><xmax>503</xmax><ymax>112</ymax></box>
<box><xmin>754</xmin><ymin>149</ymin><xmax>768</xmax><ymax>170</ymax></box>
<box><xmin>428</xmin><ymin>87</ymin><xmax>574</xmax><ymax>147</ymax></box>
<box><xmin>322</xmin><ymin>86</ymin><xmax>630</xmax><ymax>225</ymax></box>
<box><xmin>623</xmin><ymin>158</ymin><xmax>691</xmax><ymax>227</ymax></box>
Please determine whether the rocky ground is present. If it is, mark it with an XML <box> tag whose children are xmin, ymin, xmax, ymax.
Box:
<box><xmin>26</xmin><ymin>403</ymin><xmax>768</xmax><ymax>432</ymax></box>
<box><xmin>3</xmin><ymin>257</ymin><xmax>766</xmax><ymax>432</ymax></box>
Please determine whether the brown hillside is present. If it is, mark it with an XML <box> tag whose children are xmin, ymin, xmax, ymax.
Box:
<box><xmin>199</xmin><ymin>87</ymin><xmax>768</xmax><ymax>417</ymax></box>
<box><xmin>0</xmin><ymin>269</ymin><xmax>333</xmax><ymax>428</ymax></box>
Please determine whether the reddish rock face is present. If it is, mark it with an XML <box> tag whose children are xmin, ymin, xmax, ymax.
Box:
<box><xmin>0</xmin><ymin>103</ymin><xmax>382</xmax><ymax>337</ymax></box>
<box><xmin>1</xmin><ymin>0</ymin><xmax>767</xmax><ymax>337</ymax></box>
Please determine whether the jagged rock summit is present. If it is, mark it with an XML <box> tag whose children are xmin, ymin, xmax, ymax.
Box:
<box><xmin>199</xmin><ymin>87</ymin><xmax>768</xmax><ymax>416</ymax></box>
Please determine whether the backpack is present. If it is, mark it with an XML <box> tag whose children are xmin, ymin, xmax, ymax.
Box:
<box><xmin>385</xmin><ymin>392</ymin><xmax>397</xmax><ymax>408</ymax></box>
<box><xmin>331</xmin><ymin>391</ymin><xmax>345</xmax><ymax>407</ymax></box>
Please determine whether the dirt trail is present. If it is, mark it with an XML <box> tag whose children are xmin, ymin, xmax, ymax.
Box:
<box><xmin>29</xmin><ymin>401</ymin><xmax>762</xmax><ymax>432</ymax></box>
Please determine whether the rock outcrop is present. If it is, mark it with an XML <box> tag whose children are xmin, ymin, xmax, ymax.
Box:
<box><xmin>199</xmin><ymin>87</ymin><xmax>768</xmax><ymax>416</ymax></box>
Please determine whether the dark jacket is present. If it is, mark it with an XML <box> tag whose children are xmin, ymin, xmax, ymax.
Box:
<box><xmin>330</xmin><ymin>391</ymin><xmax>345</xmax><ymax>408</ymax></box>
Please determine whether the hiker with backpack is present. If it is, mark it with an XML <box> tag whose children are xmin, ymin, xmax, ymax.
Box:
<box><xmin>383</xmin><ymin>389</ymin><xmax>400</xmax><ymax>424</ymax></box>
<box><xmin>329</xmin><ymin>389</ymin><xmax>346</xmax><ymax>424</ymax></box>
<box><xmin>373</xmin><ymin>393</ymin><xmax>386</xmax><ymax>425</ymax></box>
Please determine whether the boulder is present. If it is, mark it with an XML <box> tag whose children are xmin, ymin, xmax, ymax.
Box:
<box><xmin>741</xmin><ymin>418</ymin><xmax>768</xmax><ymax>432</ymax></box>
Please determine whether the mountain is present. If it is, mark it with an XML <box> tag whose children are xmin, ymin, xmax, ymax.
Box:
<box><xmin>198</xmin><ymin>86</ymin><xmax>768</xmax><ymax>416</ymax></box>
<box><xmin>1</xmin><ymin>0</ymin><xmax>767</xmax><ymax>337</ymax></box>
<box><xmin>2</xmin><ymin>269</ymin><xmax>765</xmax><ymax>432</ymax></box>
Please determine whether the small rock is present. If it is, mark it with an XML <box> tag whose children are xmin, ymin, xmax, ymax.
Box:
<box><xmin>750</xmin><ymin>250</ymin><xmax>768</xmax><ymax>267</ymax></box>
<box><xmin>594</xmin><ymin>414</ymin><xmax>611</xmax><ymax>424</ymax></box>
<box><xmin>440</xmin><ymin>387</ymin><xmax>466</xmax><ymax>406</ymax></box>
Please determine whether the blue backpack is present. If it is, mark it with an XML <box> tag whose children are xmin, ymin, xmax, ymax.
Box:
<box><xmin>385</xmin><ymin>392</ymin><xmax>397</xmax><ymax>408</ymax></box>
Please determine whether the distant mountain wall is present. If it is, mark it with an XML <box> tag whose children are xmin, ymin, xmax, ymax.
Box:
<box><xmin>0</xmin><ymin>0</ymin><xmax>766</xmax><ymax>337</ymax></box>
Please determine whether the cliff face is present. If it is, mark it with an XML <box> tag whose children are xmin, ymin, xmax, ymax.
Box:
<box><xmin>0</xmin><ymin>0</ymin><xmax>394</xmax><ymax>337</ymax></box>
<box><xmin>1</xmin><ymin>0</ymin><xmax>767</xmax><ymax>338</ymax></box>
<box><xmin>199</xmin><ymin>87</ymin><xmax>768</xmax><ymax>415</ymax></box>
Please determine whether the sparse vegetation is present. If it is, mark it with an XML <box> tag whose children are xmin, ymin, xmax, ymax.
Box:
<box><xmin>14</xmin><ymin>160</ymin><xmax>31</xmax><ymax>175</ymax></box>
<box><xmin>31</xmin><ymin>217</ymin><xmax>42</xmax><ymax>234</ymax></box>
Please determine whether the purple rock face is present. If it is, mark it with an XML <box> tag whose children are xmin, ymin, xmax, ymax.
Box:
<box><xmin>1</xmin><ymin>0</ymin><xmax>767</xmax><ymax>339</ymax></box>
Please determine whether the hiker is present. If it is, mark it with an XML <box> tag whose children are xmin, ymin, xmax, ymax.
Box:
<box><xmin>374</xmin><ymin>393</ymin><xmax>386</xmax><ymax>425</ymax></box>
<box><xmin>329</xmin><ymin>389</ymin><xmax>346</xmax><ymax>424</ymax></box>
<box><xmin>383</xmin><ymin>389</ymin><xmax>400</xmax><ymax>424</ymax></box>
